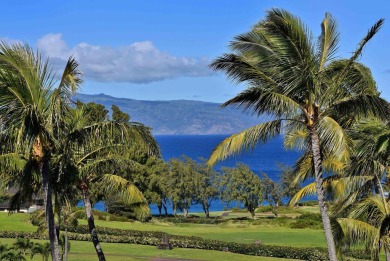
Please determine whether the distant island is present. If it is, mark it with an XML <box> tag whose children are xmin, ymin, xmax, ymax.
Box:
<box><xmin>74</xmin><ymin>93</ymin><xmax>263</xmax><ymax>135</ymax></box>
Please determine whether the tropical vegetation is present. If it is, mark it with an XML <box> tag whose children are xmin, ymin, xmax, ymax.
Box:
<box><xmin>207</xmin><ymin>8</ymin><xmax>388</xmax><ymax>261</ymax></box>
<box><xmin>0</xmin><ymin>7</ymin><xmax>389</xmax><ymax>261</ymax></box>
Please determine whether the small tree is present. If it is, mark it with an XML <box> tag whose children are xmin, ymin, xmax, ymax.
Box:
<box><xmin>111</xmin><ymin>105</ymin><xmax>130</xmax><ymax>123</ymax></box>
<box><xmin>143</xmin><ymin>156</ymin><xmax>170</xmax><ymax>216</ymax></box>
<box><xmin>168</xmin><ymin>156</ymin><xmax>197</xmax><ymax>217</ymax></box>
<box><xmin>220</xmin><ymin>163</ymin><xmax>262</xmax><ymax>218</ymax></box>
<box><xmin>261</xmin><ymin>173</ymin><xmax>282</xmax><ymax>216</ymax></box>
<box><xmin>193</xmin><ymin>160</ymin><xmax>219</xmax><ymax>218</ymax></box>
<box><xmin>30</xmin><ymin>242</ymin><xmax>51</xmax><ymax>261</ymax></box>
<box><xmin>278</xmin><ymin>163</ymin><xmax>301</xmax><ymax>204</ymax></box>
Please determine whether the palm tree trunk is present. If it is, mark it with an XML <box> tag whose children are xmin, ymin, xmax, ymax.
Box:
<box><xmin>310</xmin><ymin>127</ymin><xmax>338</xmax><ymax>261</ymax></box>
<box><xmin>385</xmin><ymin>249</ymin><xmax>390</xmax><ymax>261</ymax></box>
<box><xmin>64</xmin><ymin>222</ymin><xmax>69</xmax><ymax>261</ymax></box>
<box><xmin>82</xmin><ymin>186</ymin><xmax>106</xmax><ymax>261</ymax></box>
<box><xmin>40</xmin><ymin>156</ymin><xmax>62</xmax><ymax>261</ymax></box>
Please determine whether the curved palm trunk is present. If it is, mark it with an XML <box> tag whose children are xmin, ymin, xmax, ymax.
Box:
<box><xmin>82</xmin><ymin>186</ymin><xmax>106</xmax><ymax>261</ymax></box>
<box><xmin>40</xmin><ymin>157</ymin><xmax>62</xmax><ymax>261</ymax></box>
<box><xmin>310</xmin><ymin>127</ymin><xmax>338</xmax><ymax>261</ymax></box>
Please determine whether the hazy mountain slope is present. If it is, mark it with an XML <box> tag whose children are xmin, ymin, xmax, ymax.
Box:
<box><xmin>74</xmin><ymin>93</ymin><xmax>263</xmax><ymax>135</ymax></box>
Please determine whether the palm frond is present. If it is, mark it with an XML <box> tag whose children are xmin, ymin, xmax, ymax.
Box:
<box><xmin>337</xmin><ymin>218</ymin><xmax>379</xmax><ymax>251</ymax></box>
<box><xmin>222</xmin><ymin>87</ymin><xmax>302</xmax><ymax>117</ymax></box>
<box><xmin>289</xmin><ymin>181</ymin><xmax>316</xmax><ymax>206</ymax></box>
<box><xmin>334</xmin><ymin>19</ymin><xmax>384</xmax><ymax>86</ymax></box>
<box><xmin>99</xmin><ymin>174</ymin><xmax>146</xmax><ymax>205</ymax></box>
<box><xmin>317</xmin><ymin>116</ymin><xmax>352</xmax><ymax>162</ymax></box>
<box><xmin>317</xmin><ymin>12</ymin><xmax>339</xmax><ymax>70</ymax></box>
<box><xmin>207</xmin><ymin>120</ymin><xmax>282</xmax><ymax>166</ymax></box>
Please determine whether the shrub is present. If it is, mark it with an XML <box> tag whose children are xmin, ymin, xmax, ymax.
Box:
<box><xmin>156</xmin><ymin>217</ymin><xmax>225</xmax><ymax>225</ymax></box>
<box><xmin>296</xmin><ymin>213</ymin><xmax>321</xmax><ymax>221</ymax></box>
<box><xmin>290</xmin><ymin>213</ymin><xmax>322</xmax><ymax>229</ymax></box>
<box><xmin>252</xmin><ymin>217</ymin><xmax>291</xmax><ymax>227</ymax></box>
<box><xmin>256</xmin><ymin>206</ymin><xmax>273</xmax><ymax>213</ymax></box>
<box><xmin>297</xmin><ymin>200</ymin><xmax>318</xmax><ymax>206</ymax></box>
<box><xmin>230</xmin><ymin>207</ymin><xmax>248</xmax><ymax>213</ymax></box>
<box><xmin>290</xmin><ymin>219</ymin><xmax>322</xmax><ymax>229</ymax></box>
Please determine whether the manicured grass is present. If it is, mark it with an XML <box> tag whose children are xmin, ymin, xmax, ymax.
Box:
<box><xmin>0</xmin><ymin>212</ymin><xmax>36</xmax><ymax>232</ymax></box>
<box><xmin>0</xmin><ymin>212</ymin><xmax>326</xmax><ymax>247</ymax></box>
<box><xmin>0</xmin><ymin>238</ymin><xmax>299</xmax><ymax>261</ymax></box>
<box><xmin>77</xmin><ymin>219</ymin><xmax>326</xmax><ymax>247</ymax></box>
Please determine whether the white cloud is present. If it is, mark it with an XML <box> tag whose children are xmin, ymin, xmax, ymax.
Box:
<box><xmin>36</xmin><ymin>34</ymin><xmax>214</xmax><ymax>83</ymax></box>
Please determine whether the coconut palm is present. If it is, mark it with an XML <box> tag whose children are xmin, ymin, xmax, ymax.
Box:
<box><xmin>51</xmin><ymin>105</ymin><xmax>159</xmax><ymax>261</ymax></box>
<box><xmin>333</xmin><ymin>118</ymin><xmax>390</xmax><ymax>260</ymax></box>
<box><xmin>207</xmin><ymin>9</ymin><xmax>387</xmax><ymax>260</ymax></box>
<box><xmin>0</xmin><ymin>42</ymin><xmax>82</xmax><ymax>261</ymax></box>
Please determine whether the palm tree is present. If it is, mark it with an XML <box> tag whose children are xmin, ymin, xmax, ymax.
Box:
<box><xmin>207</xmin><ymin>9</ymin><xmax>387</xmax><ymax>260</ymax></box>
<box><xmin>12</xmin><ymin>238</ymin><xmax>33</xmax><ymax>256</ymax></box>
<box><xmin>52</xmin><ymin>105</ymin><xmax>159</xmax><ymax>261</ymax></box>
<box><xmin>30</xmin><ymin>242</ymin><xmax>51</xmax><ymax>261</ymax></box>
<box><xmin>0</xmin><ymin>42</ymin><xmax>82</xmax><ymax>261</ymax></box>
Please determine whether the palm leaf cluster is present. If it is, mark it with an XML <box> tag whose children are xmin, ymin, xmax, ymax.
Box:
<box><xmin>0</xmin><ymin>42</ymin><xmax>160</xmax><ymax>261</ymax></box>
<box><xmin>207</xmin><ymin>8</ymin><xmax>387</xmax><ymax>260</ymax></box>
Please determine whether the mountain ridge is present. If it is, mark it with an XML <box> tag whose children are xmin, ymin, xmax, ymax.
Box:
<box><xmin>74</xmin><ymin>93</ymin><xmax>262</xmax><ymax>135</ymax></box>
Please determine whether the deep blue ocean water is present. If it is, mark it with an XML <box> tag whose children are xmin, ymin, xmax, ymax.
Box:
<box><xmin>89</xmin><ymin>135</ymin><xmax>304</xmax><ymax>214</ymax></box>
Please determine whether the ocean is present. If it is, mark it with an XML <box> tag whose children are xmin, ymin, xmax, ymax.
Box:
<box><xmin>91</xmin><ymin>135</ymin><xmax>303</xmax><ymax>214</ymax></box>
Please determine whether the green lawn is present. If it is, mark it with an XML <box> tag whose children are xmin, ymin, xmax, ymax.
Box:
<box><xmin>78</xmin><ymin>219</ymin><xmax>326</xmax><ymax>247</ymax></box>
<box><xmin>0</xmin><ymin>212</ymin><xmax>36</xmax><ymax>232</ymax></box>
<box><xmin>0</xmin><ymin>212</ymin><xmax>326</xmax><ymax>247</ymax></box>
<box><xmin>0</xmin><ymin>238</ymin><xmax>299</xmax><ymax>261</ymax></box>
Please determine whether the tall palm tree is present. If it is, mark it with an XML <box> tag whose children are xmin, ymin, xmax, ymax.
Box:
<box><xmin>0</xmin><ymin>42</ymin><xmax>82</xmax><ymax>261</ymax></box>
<box><xmin>207</xmin><ymin>9</ymin><xmax>387</xmax><ymax>260</ymax></box>
<box><xmin>53</xmin><ymin>105</ymin><xmax>159</xmax><ymax>261</ymax></box>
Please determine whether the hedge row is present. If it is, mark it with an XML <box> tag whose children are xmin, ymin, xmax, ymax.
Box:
<box><xmin>0</xmin><ymin>230</ymin><xmax>369</xmax><ymax>261</ymax></box>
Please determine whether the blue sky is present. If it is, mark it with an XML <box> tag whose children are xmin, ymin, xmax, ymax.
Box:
<box><xmin>1</xmin><ymin>0</ymin><xmax>389</xmax><ymax>102</ymax></box>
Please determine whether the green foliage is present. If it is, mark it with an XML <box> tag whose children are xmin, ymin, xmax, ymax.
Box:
<box><xmin>156</xmin><ymin>217</ymin><xmax>226</xmax><ymax>225</ymax></box>
<box><xmin>111</xmin><ymin>104</ymin><xmax>130</xmax><ymax>122</ymax></box>
<box><xmin>261</xmin><ymin>173</ymin><xmax>282</xmax><ymax>216</ymax></box>
<box><xmin>76</xmin><ymin>101</ymin><xmax>109</xmax><ymax>124</ymax></box>
<box><xmin>71</xmin><ymin>209</ymin><xmax>130</xmax><ymax>222</ymax></box>
<box><xmin>278</xmin><ymin>164</ymin><xmax>301</xmax><ymax>202</ymax></box>
<box><xmin>167</xmin><ymin>156</ymin><xmax>198</xmax><ymax>217</ymax></box>
<box><xmin>220</xmin><ymin>163</ymin><xmax>262</xmax><ymax>218</ymax></box>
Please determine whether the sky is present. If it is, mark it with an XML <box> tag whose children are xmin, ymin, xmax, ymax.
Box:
<box><xmin>1</xmin><ymin>0</ymin><xmax>389</xmax><ymax>102</ymax></box>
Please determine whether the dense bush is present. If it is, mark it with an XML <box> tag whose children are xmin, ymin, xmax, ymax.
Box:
<box><xmin>230</xmin><ymin>207</ymin><xmax>248</xmax><ymax>213</ymax></box>
<box><xmin>290</xmin><ymin>219</ymin><xmax>322</xmax><ymax>229</ymax></box>
<box><xmin>296</xmin><ymin>213</ymin><xmax>322</xmax><ymax>221</ymax></box>
<box><xmin>297</xmin><ymin>200</ymin><xmax>318</xmax><ymax>207</ymax></box>
<box><xmin>256</xmin><ymin>206</ymin><xmax>273</xmax><ymax>213</ymax></box>
<box><xmin>156</xmin><ymin>217</ymin><xmax>226</xmax><ymax>224</ymax></box>
<box><xmin>251</xmin><ymin>217</ymin><xmax>292</xmax><ymax>227</ymax></box>
<box><xmin>290</xmin><ymin>213</ymin><xmax>322</xmax><ymax>229</ymax></box>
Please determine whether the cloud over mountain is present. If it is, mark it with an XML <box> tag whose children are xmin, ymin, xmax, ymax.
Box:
<box><xmin>36</xmin><ymin>33</ymin><xmax>214</xmax><ymax>83</ymax></box>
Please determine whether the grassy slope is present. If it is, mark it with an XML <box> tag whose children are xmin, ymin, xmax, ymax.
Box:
<box><xmin>0</xmin><ymin>238</ymin><xmax>298</xmax><ymax>261</ymax></box>
<box><xmin>77</xmin><ymin>219</ymin><xmax>326</xmax><ymax>247</ymax></box>
<box><xmin>0</xmin><ymin>212</ymin><xmax>36</xmax><ymax>232</ymax></box>
<box><xmin>0</xmin><ymin>212</ymin><xmax>326</xmax><ymax>247</ymax></box>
